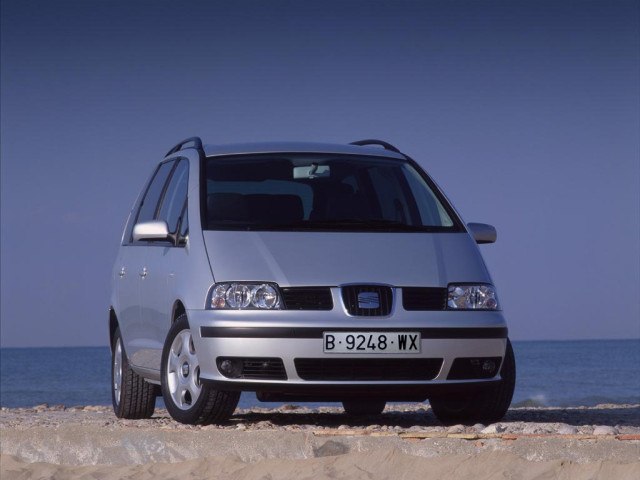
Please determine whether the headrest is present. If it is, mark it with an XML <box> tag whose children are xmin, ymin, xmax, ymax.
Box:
<box><xmin>208</xmin><ymin>193</ymin><xmax>304</xmax><ymax>225</ymax></box>
<box><xmin>207</xmin><ymin>193</ymin><xmax>249</xmax><ymax>222</ymax></box>
<box><xmin>246</xmin><ymin>194</ymin><xmax>304</xmax><ymax>224</ymax></box>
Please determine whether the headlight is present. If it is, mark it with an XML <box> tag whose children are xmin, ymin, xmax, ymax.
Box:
<box><xmin>447</xmin><ymin>284</ymin><xmax>499</xmax><ymax>310</ymax></box>
<box><xmin>208</xmin><ymin>282</ymin><xmax>281</xmax><ymax>310</ymax></box>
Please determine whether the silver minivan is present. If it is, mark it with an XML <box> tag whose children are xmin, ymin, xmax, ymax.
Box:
<box><xmin>109</xmin><ymin>137</ymin><xmax>515</xmax><ymax>425</ymax></box>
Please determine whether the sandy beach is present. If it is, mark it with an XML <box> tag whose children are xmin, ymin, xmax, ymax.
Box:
<box><xmin>1</xmin><ymin>403</ymin><xmax>639</xmax><ymax>479</ymax></box>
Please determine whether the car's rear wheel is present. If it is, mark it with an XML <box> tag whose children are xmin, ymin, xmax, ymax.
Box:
<box><xmin>342</xmin><ymin>399</ymin><xmax>386</xmax><ymax>416</ymax></box>
<box><xmin>111</xmin><ymin>327</ymin><xmax>156</xmax><ymax>419</ymax></box>
<box><xmin>161</xmin><ymin>314</ymin><xmax>240</xmax><ymax>425</ymax></box>
<box><xmin>429</xmin><ymin>338</ymin><xmax>516</xmax><ymax>426</ymax></box>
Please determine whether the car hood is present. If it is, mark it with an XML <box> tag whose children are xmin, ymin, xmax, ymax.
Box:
<box><xmin>202</xmin><ymin>231</ymin><xmax>491</xmax><ymax>287</ymax></box>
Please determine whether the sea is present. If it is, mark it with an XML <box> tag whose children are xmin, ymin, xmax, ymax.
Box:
<box><xmin>1</xmin><ymin>340</ymin><xmax>638</xmax><ymax>410</ymax></box>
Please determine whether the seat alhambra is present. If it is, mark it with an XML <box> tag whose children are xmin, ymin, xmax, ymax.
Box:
<box><xmin>109</xmin><ymin>137</ymin><xmax>515</xmax><ymax>425</ymax></box>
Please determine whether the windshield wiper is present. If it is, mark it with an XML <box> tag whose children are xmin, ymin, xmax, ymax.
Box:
<box><xmin>255</xmin><ymin>219</ymin><xmax>431</xmax><ymax>231</ymax></box>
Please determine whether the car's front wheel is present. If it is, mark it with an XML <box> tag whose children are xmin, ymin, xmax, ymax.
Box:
<box><xmin>111</xmin><ymin>327</ymin><xmax>156</xmax><ymax>419</ymax></box>
<box><xmin>429</xmin><ymin>338</ymin><xmax>516</xmax><ymax>425</ymax></box>
<box><xmin>161</xmin><ymin>314</ymin><xmax>240</xmax><ymax>425</ymax></box>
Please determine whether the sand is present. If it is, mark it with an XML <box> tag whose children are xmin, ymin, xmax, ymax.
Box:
<box><xmin>1</xmin><ymin>403</ymin><xmax>639</xmax><ymax>479</ymax></box>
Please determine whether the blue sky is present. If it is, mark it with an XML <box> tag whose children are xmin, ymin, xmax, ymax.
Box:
<box><xmin>1</xmin><ymin>1</ymin><xmax>638</xmax><ymax>347</ymax></box>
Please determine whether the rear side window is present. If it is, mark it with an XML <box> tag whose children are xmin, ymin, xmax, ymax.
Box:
<box><xmin>136</xmin><ymin>160</ymin><xmax>175</xmax><ymax>225</ymax></box>
<box><xmin>157</xmin><ymin>159</ymin><xmax>188</xmax><ymax>233</ymax></box>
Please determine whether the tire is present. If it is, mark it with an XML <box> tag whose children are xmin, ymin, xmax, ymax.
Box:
<box><xmin>430</xmin><ymin>338</ymin><xmax>516</xmax><ymax>426</ymax></box>
<box><xmin>111</xmin><ymin>327</ymin><xmax>156</xmax><ymax>419</ymax></box>
<box><xmin>161</xmin><ymin>314</ymin><xmax>240</xmax><ymax>425</ymax></box>
<box><xmin>342</xmin><ymin>399</ymin><xmax>386</xmax><ymax>416</ymax></box>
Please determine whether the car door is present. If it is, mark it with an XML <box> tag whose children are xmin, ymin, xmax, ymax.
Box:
<box><xmin>138</xmin><ymin>159</ymin><xmax>189</xmax><ymax>371</ymax></box>
<box><xmin>119</xmin><ymin>159</ymin><xmax>176</xmax><ymax>369</ymax></box>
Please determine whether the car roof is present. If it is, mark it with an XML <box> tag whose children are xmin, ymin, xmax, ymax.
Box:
<box><xmin>202</xmin><ymin>142</ymin><xmax>407</xmax><ymax>160</ymax></box>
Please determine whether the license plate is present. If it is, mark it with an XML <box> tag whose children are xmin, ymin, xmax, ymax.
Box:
<box><xmin>323</xmin><ymin>332</ymin><xmax>421</xmax><ymax>354</ymax></box>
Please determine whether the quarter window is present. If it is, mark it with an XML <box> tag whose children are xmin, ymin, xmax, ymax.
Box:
<box><xmin>179</xmin><ymin>205</ymin><xmax>188</xmax><ymax>238</ymax></box>
<box><xmin>157</xmin><ymin>159</ymin><xmax>188</xmax><ymax>233</ymax></box>
<box><xmin>136</xmin><ymin>160</ymin><xmax>175</xmax><ymax>226</ymax></box>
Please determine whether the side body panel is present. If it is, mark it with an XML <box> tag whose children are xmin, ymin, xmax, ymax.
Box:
<box><xmin>114</xmin><ymin>245</ymin><xmax>145</xmax><ymax>362</ymax></box>
<box><xmin>127</xmin><ymin>151</ymin><xmax>213</xmax><ymax>377</ymax></box>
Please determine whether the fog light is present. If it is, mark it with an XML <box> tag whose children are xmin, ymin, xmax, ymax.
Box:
<box><xmin>482</xmin><ymin>359</ymin><xmax>497</xmax><ymax>375</ymax></box>
<box><xmin>447</xmin><ymin>356</ymin><xmax>502</xmax><ymax>380</ymax></box>
<box><xmin>217</xmin><ymin>358</ymin><xmax>243</xmax><ymax>378</ymax></box>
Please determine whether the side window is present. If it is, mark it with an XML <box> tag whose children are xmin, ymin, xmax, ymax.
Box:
<box><xmin>157</xmin><ymin>159</ymin><xmax>188</xmax><ymax>233</ymax></box>
<box><xmin>135</xmin><ymin>160</ymin><xmax>175</xmax><ymax>226</ymax></box>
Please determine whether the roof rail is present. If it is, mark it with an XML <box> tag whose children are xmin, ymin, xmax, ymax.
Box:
<box><xmin>165</xmin><ymin>136</ymin><xmax>204</xmax><ymax>157</ymax></box>
<box><xmin>349</xmin><ymin>139</ymin><xmax>401</xmax><ymax>154</ymax></box>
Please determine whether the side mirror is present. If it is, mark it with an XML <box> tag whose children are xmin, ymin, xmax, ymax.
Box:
<box><xmin>133</xmin><ymin>220</ymin><xmax>171</xmax><ymax>242</ymax></box>
<box><xmin>467</xmin><ymin>223</ymin><xmax>497</xmax><ymax>244</ymax></box>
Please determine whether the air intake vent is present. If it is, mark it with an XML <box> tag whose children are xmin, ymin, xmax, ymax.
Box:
<box><xmin>281</xmin><ymin>287</ymin><xmax>333</xmax><ymax>310</ymax></box>
<box><xmin>294</xmin><ymin>358</ymin><xmax>443</xmax><ymax>381</ymax></box>
<box><xmin>402</xmin><ymin>287</ymin><xmax>447</xmax><ymax>311</ymax></box>
<box><xmin>342</xmin><ymin>285</ymin><xmax>393</xmax><ymax>316</ymax></box>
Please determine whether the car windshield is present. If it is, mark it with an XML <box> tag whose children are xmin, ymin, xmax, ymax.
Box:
<box><xmin>203</xmin><ymin>154</ymin><xmax>462</xmax><ymax>232</ymax></box>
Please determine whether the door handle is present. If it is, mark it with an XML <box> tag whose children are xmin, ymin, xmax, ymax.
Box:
<box><xmin>139</xmin><ymin>267</ymin><xmax>148</xmax><ymax>278</ymax></box>
<box><xmin>119</xmin><ymin>267</ymin><xmax>126</xmax><ymax>278</ymax></box>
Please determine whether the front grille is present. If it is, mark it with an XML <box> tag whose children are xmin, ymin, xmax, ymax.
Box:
<box><xmin>402</xmin><ymin>287</ymin><xmax>448</xmax><ymax>311</ymax></box>
<box><xmin>294</xmin><ymin>358</ymin><xmax>443</xmax><ymax>381</ymax></box>
<box><xmin>217</xmin><ymin>357</ymin><xmax>287</xmax><ymax>380</ymax></box>
<box><xmin>281</xmin><ymin>287</ymin><xmax>333</xmax><ymax>310</ymax></box>
<box><xmin>342</xmin><ymin>285</ymin><xmax>393</xmax><ymax>316</ymax></box>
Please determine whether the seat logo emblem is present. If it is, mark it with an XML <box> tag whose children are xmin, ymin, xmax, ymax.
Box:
<box><xmin>358</xmin><ymin>292</ymin><xmax>380</xmax><ymax>309</ymax></box>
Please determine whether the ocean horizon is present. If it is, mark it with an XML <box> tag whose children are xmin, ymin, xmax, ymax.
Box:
<box><xmin>1</xmin><ymin>339</ymin><xmax>639</xmax><ymax>410</ymax></box>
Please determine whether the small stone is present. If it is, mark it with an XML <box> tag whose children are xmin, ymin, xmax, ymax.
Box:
<box><xmin>557</xmin><ymin>425</ymin><xmax>578</xmax><ymax>435</ymax></box>
<box><xmin>523</xmin><ymin>425</ymin><xmax>540</xmax><ymax>435</ymax></box>
<box><xmin>447</xmin><ymin>424</ymin><xmax>465</xmax><ymax>434</ymax></box>
<box><xmin>314</xmin><ymin>440</ymin><xmax>349</xmax><ymax>457</ymax></box>
<box><xmin>279</xmin><ymin>404</ymin><xmax>299</xmax><ymax>411</ymax></box>
<box><xmin>236</xmin><ymin>423</ymin><xmax>247</xmax><ymax>430</ymax></box>
<box><xmin>593</xmin><ymin>425</ymin><xmax>617</xmax><ymax>436</ymax></box>
<box><xmin>472</xmin><ymin>423</ymin><xmax>485</xmax><ymax>431</ymax></box>
<box><xmin>337</xmin><ymin>425</ymin><xmax>348</xmax><ymax>430</ymax></box>
<box><xmin>481</xmin><ymin>424</ymin><xmax>505</xmax><ymax>434</ymax></box>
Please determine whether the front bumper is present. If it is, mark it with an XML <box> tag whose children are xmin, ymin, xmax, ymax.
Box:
<box><xmin>188</xmin><ymin>307</ymin><xmax>508</xmax><ymax>399</ymax></box>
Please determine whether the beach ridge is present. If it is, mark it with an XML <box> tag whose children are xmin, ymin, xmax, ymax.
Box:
<box><xmin>2</xmin><ymin>403</ymin><xmax>638</xmax><ymax>479</ymax></box>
